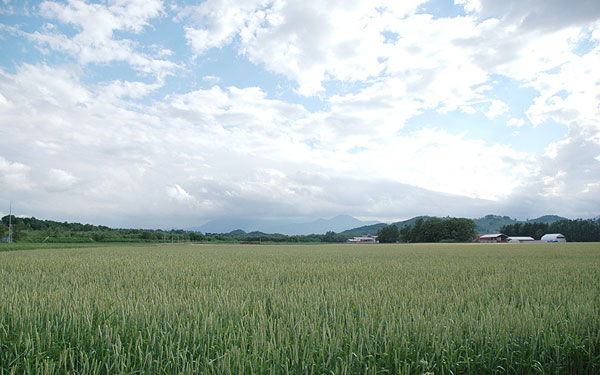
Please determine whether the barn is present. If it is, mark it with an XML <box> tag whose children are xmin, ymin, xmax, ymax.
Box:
<box><xmin>347</xmin><ymin>235</ymin><xmax>378</xmax><ymax>244</ymax></box>
<box><xmin>477</xmin><ymin>233</ymin><xmax>508</xmax><ymax>243</ymax></box>
<box><xmin>541</xmin><ymin>233</ymin><xmax>567</xmax><ymax>242</ymax></box>
<box><xmin>507</xmin><ymin>236</ymin><xmax>535</xmax><ymax>243</ymax></box>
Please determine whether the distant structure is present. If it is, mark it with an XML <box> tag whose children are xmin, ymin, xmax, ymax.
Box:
<box><xmin>7</xmin><ymin>201</ymin><xmax>12</xmax><ymax>243</ymax></box>
<box><xmin>507</xmin><ymin>236</ymin><xmax>535</xmax><ymax>243</ymax></box>
<box><xmin>477</xmin><ymin>233</ymin><xmax>508</xmax><ymax>243</ymax></box>
<box><xmin>541</xmin><ymin>233</ymin><xmax>567</xmax><ymax>242</ymax></box>
<box><xmin>347</xmin><ymin>235</ymin><xmax>378</xmax><ymax>244</ymax></box>
<box><xmin>477</xmin><ymin>233</ymin><xmax>568</xmax><ymax>243</ymax></box>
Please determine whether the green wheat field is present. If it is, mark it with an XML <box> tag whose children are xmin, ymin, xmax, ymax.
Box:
<box><xmin>1</xmin><ymin>243</ymin><xmax>599</xmax><ymax>374</ymax></box>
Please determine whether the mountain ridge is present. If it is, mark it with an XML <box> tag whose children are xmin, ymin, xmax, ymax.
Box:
<box><xmin>188</xmin><ymin>215</ymin><xmax>379</xmax><ymax>235</ymax></box>
<box><xmin>191</xmin><ymin>214</ymin><xmax>573</xmax><ymax>236</ymax></box>
<box><xmin>341</xmin><ymin>214</ymin><xmax>570</xmax><ymax>236</ymax></box>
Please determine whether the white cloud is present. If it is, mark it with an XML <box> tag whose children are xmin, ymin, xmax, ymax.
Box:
<box><xmin>46</xmin><ymin>168</ymin><xmax>78</xmax><ymax>191</ymax></box>
<box><xmin>0</xmin><ymin>63</ymin><xmax>536</xmax><ymax>226</ymax></box>
<box><xmin>0</xmin><ymin>157</ymin><xmax>32</xmax><ymax>191</ymax></box>
<box><xmin>484</xmin><ymin>99</ymin><xmax>509</xmax><ymax>119</ymax></box>
<box><xmin>182</xmin><ymin>0</ymin><xmax>426</xmax><ymax>96</ymax></box>
<box><xmin>0</xmin><ymin>92</ymin><xmax>9</xmax><ymax>106</ymax></box>
<box><xmin>2</xmin><ymin>2</ymin><xmax>600</xmax><ymax>226</ymax></box>
<box><xmin>24</xmin><ymin>0</ymin><xmax>177</xmax><ymax>79</ymax></box>
<box><xmin>35</xmin><ymin>140</ymin><xmax>61</xmax><ymax>154</ymax></box>
<box><xmin>506</xmin><ymin>117</ymin><xmax>525</xmax><ymax>127</ymax></box>
<box><xmin>180</xmin><ymin>0</ymin><xmax>269</xmax><ymax>54</ymax></box>
<box><xmin>167</xmin><ymin>184</ymin><xmax>194</xmax><ymax>202</ymax></box>
<box><xmin>202</xmin><ymin>75</ymin><xmax>220</xmax><ymax>84</ymax></box>
<box><xmin>454</xmin><ymin>0</ymin><xmax>481</xmax><ymax>13</ymax></box>
<box><xmin>505</xmin><ymin>123</ymin><xmax>600</xmax><ymax>218</ymax></box>
<box><xmin>525</xmin><ymin>46</ymin><xmax>600</xmax><ymax>128</ymax></box>
<box><xmin>99</xmin><ymin>80</ymin><xmax>162</xmax><ymax>99</ymax></box>
<box><xmin>460</xmin><ymin>0</ymin><xmax>600</xmax><ymax>30</ymax></box>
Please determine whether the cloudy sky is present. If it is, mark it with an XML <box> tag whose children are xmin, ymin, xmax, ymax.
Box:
<box><xmin>1</xmin><ymin>0</ymin><xmax>599</xmax><ymax>229</ymax></box>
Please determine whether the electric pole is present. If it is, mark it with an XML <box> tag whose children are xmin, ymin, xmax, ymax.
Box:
<box><xmin>8</xmin><ymin>201</ymin><xmax>12</xmax><ymax>243</ymax></box>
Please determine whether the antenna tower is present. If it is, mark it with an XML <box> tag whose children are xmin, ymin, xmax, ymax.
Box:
<box><xmin>8</xmin><ymin>201</ymin><xmax>12</xmax><ymax>243</ymax></box>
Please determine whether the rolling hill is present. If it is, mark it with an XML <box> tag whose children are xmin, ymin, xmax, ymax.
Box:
<box><xmin>343</xmin><ymin>214</ymin><xmax>570</xmax><ymax>236</ymax></box>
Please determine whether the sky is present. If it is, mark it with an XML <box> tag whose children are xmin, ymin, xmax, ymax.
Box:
<box><xmin>0</xmin><ymin>0</ymin><xmax>599</xmax><ymax>229</ymax></box>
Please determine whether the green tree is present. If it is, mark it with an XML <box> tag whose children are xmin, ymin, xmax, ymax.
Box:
<box><xmin>139</xmin><ymin>231</ymin><xmax>153</xmax><ymax>240</ymax></box>
<box><xmin>399</xmin><ymin>225</ymin><xmax>412</xmax><ymax>242</ymax></box>
<box><xmin>420</xmin><ymin>217</ymin><xmax>446</xmax><ymax>242</ymax></box>
<box><xmin>377</xmin><ymin>224</ymin><xmax>399</xmax><ymax>243</ymax></box>
<box><xmin>322</xmin><ymin>231</ymin><xmax>337</xmax><ymax>243</ymax></box>
<box><xmin>189</xmin><ymin>232</ymin><xmax>206</xmax><ymax>242</ymax></box>
<box><xmin>0</xmin><ymin>222</ymin><xmax>7</xmax><ymax>240</ymax></box>
<box><xmin>452</xmin><ymin>218</ymin><xmax>477</xmax><ymax>242</ymax></box>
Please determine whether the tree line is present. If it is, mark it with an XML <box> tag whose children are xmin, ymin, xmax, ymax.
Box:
<box><xmin>0</xmin><ymin>215</ymin><xmax>201</xmax><ymax>243</ymax></box>
<box><xmin>3</xmin><ymin>215</ymin><xmax>598</xmax><ymax>244</ymax></box>
<box><xmin>377</xmin><ymin>217</ymin><xmax>477</xmax><ymax>243</ymax></box>
<box><xmin>0</xmin><ymin>215</ymin><xmax>348</xmax><ymax>244</ymax></box>
<box><xmin>501</xmin><ymin>219</ymin><xmax>600</xmax><ymax>242</ymax></box>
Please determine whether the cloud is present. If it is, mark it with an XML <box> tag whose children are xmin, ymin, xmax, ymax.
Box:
<box><xmin>182</xmin><ymin>0</ymin><xmax>426</xmax><ymax>95</ymax></box>
<box><xmin>458</xmin><ymin>0</ymin><xmax>600</xmax><ymax>31</ymax></box>
<box><xmin>484</xmin><ymin>99</ymin><xmax>509</xmax><ymax>119</ymax></box>
<box><xmin>202</xmin><ymin>75</ymin><xmax>221</xmax><ymax>84</ymax></box>
<box><xmin>504</xmin><ymin>123</ymin><xmax>600</xmax><ymax>218</ymax></box>
<box><xmin>525</xmin><ymin>46</ymin><xmax>600</xmax><ymax>128</ymax></box>
<box><xmin>2</xmin><ymin>2</ymin><xmax>600</xmax><ymax>227</ymax></box>
<box><xmin>167</xmin><ymin>184</ymin><xmax>194</xmax><ymax>202</ymax></box>
<box><xmin>0</xmin><ymin>63</ymin><xmax>533</xmax><ymax>227</ymax></box>
<box><xmin>45</xmin><ymin>168</ymin><xmax>78</xmax><ymax>191</ymax></box>
<box><xmin>506</xmin><ymin>117</ymin><xmax>525</xmax><ymax>127</ymax></box>
<box><xmin>179</xmin><ymin>0</ymin><xmax>269</xmax><ymax>54</ymax></box>
<box><xmin>24</xmin><ymin>0</ymin><xmax>177</xmax><ymax>79</ymax></box>
<box><xmin>0</xmin><ymin>157</ymin><xmax>32</xmax><ymax>191</ymax></box>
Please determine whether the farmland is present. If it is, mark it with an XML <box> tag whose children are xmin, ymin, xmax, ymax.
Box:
<box><xmin>1</xmin><ymin>243</ymin><xmax>599</xmax><ymax>374</ymax></box>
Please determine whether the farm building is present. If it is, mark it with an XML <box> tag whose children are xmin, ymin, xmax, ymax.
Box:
<box><xmin>347</xmin><ymin>235</ymin><xmax>378</xmax><ymax>244</ymax></box>
<box><xmin>477</xmin><ymin>233</ymin><xmax>508</xmax><ymax>243</ymax></box>
<box><xmin>507</xmin><ymin>236</ymin><xmax>535</xmax><ymax>243</ymax></box>
<box><xmin>541</xmin><ymin>233</ymin><xmax>567</xmax><ymax>242</ymax></box>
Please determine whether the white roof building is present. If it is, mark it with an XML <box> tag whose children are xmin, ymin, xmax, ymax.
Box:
<box><xmin>507</xmin><ymin>236</ymin><xmax>535</xmax><ymax>243</ymax></box>
<box><xmin>347</xmin><ymin>235</ymin><xmax>378</xmax><ymax>244</ymax></box>
<box><xmin>541</xmin><ymin>233</ymin><xmax>567</xmax><ymax>242</ymax></box>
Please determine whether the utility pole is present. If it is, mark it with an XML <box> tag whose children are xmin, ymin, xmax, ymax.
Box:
<box><xmin>8</xmin><ymin>201</ymin><xmax>12</xmax><ymax>243</ymax></box>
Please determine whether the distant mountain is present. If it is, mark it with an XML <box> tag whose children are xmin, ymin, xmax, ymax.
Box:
<box><xmin>227</xmin><ymin>229</ymin><xmax>248</xmax><ymax>237</ymax></box>
<box><xmin>473</xmin><ymin>214</ymin><xmax>569</xmax><ymax>233</ymax></box>
<box><xmin>187</xmin><ymin>218</ymin><xmax>267</xmax><ymax>234</ymax></box>
<box><xmin>341</xmin><ymin>223</ymin><xmax>387</xmax><ymax>236</ymax></box>
<box><xmin>473</xmin><ymin>215</ymin><xmax>518</xmax><ymax>234</ymax></box>
<box><xmin>193</xmin><ymin>214</ymin><xmax>575</xmax><ymax>236</ymax></box>
<box><xmin>263</xmin><ymin>215</ymin><xmax>378</xmax><ymax>235</ymax></box>
<box><xmin>189</xmin><ymin>215</ymin><xmax>379</xmax><ymax>235</ymax></box>
<box><xmin>343</xmin><ymin>214</ymin><xmax>570</xmax><ymax>235</ymax></box>
<box><xmin>527</xmin><ymin>215</ymin><xmax>568</xmax><ymax>224</ymax></box>
<box><xmin>342</xmin><ymin>216</ymin><xmax>430</xmax><ymax>236</ymax></box>
<box><xmin>393</xmin><ymin>216</ymin><xmax>432</xmax><ymax>230</ymax></box>
<box><xmin>213</xmin><ymin>230</ymin><xmax>271</xmax><ymax>238</ymax></box>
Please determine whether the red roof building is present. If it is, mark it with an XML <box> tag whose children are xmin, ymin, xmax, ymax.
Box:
<box><xmin>476</xmin><ymin>233</ymin><xmax>508</xmax><ymax>243</ymax></box>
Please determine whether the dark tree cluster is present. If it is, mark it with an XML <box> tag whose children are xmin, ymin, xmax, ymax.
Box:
<box><xmin>399</xmin><ymin>217</ymin><xmax>477</xmax><ymax>243</ymax></box>
<box><xmin>0</xmin><ymin>215</ymin><xmax>357</xmax><ymax>244</ymax></box>
<box><xmin>321</xmin><ymin>231</ymin><xmax>349</xmax><ymax>243</ymax></box>
<box><xmin>210</xmin><ymin>230</ymin><xmax>349</xmax><ymax>243</ymax></box>
<box><xmin>377</xmin><ymin>225</ymin><xmax>399</xmax><ymax>243</ymax></box>
<box><xmin>501</xmin><ymin>219</ymin><xmax>600</xmax><ymax>242</ymax></box>
<box><xmin>0</xmin><ymin>215</ymin><xmax>195</xmax><ymax>243</ymax></box>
